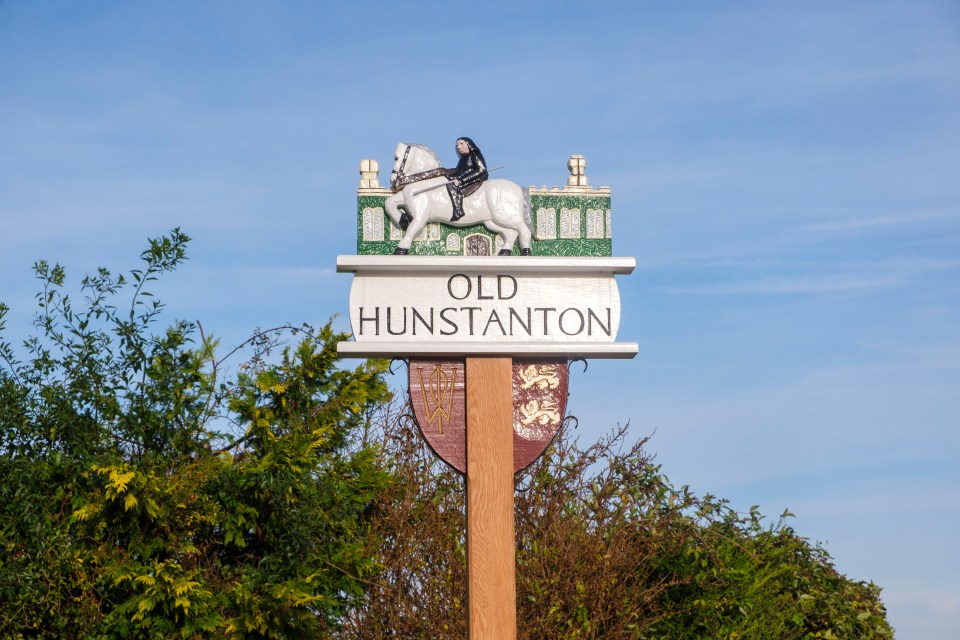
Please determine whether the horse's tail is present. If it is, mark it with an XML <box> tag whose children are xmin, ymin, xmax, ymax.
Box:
<box><xmin>522</xmin><ymin>187</ymin><xmax>532</xmax><ymax>231</ymax></box>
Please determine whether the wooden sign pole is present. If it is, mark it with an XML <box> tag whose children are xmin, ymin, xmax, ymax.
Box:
<box><xmin>466</xmin><ymin>356</ymin><xmax>517</xmax><ymax>640</ymax></box>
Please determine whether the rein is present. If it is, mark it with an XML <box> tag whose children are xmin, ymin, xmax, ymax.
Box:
<box><xmin>397</xmin><ymin>144</ymin><xmax>412</xmax><ymax>178</ymax></box>
<box><xmin>393</xmin><ymin>144</ymin><xmax>448</xmax><ymax>189</ymax></box>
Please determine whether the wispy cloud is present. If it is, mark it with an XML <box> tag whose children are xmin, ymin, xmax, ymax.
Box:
<box><xmin>241</xmin><ymin>267</ymin><xmax>337</xmax><ymax>280</ymax></box>
<box><xmin>801</xmin><ymin>209</ymin><xmax>958</xmax><ymax>232</ymax></box>
<box><xmin>181</xmin><ymin>266</ymin><xmax>338</xmax><ymax>281</ymax></box>
<box><xmin>641</xmin><ymin>256</ymin><xmax>960</xmax><ymax>271</ymax></box>
<box><xmin>659</xmin><ymin>274</ymin><xmax>898</xmax><ymax>295</ymax></box>
<box><xmin>885</xmin><ymin>589</ymin><xmax>960</xmax><ymax>616</ymax></box>
<box><xmin>786</xmin><ymin>483</ymin><xmax>960</xmax><ymax>520</ymax></box>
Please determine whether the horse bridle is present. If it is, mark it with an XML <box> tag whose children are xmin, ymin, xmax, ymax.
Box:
<box><xmin>392</xmin><ymin>144</ymin><xmax>412</xmax><ymax>188</ymax></box>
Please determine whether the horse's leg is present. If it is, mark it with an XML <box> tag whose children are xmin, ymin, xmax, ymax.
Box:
<box><xmin>517</xmin><ymin>219</ymin><xmax>533</xmax><ymax>256</ymax></box>
<box><xmin>394</xmin><ymin>191</ymin><xmax>432</xmax><ymax>254</ymax></box>
<box><xmin>387</xmin><ymin>193</ymin><xmax>413</xmax><ymax>230</ymax></box>
<box><xmin>384</xmin><ymin>193</ymin><xmax>403</xmax><ymax>227</ymax></box>
<box><xmin>484</xmin><ymin>182</ymin><xmax>530</xmax><ymax>256</ymax></box>
<box><xmin>395</xmin><ymin>215</ymin><xmax>426</xmax><ymax>254</ymax></box>
<box><xmin>385</xmin><ymin>194</ymin><xmax>411</xmax><ymax>254</ymax></box>
<box><xmin>505</xmin><ymin>184</ymin><xmax>533</xmax><ymax>255</ymax></box>
<box><xmin>483</xmin><ymin>220</ymin><xmax>517</xmax><ymax>256</ymax></box>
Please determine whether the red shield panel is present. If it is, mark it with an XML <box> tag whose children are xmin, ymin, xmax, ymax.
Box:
<box><xmin>511</xmin><ymin>359</ymin><xmax>568</xmax><ymax>472</ymax></box>
<box><xmin>409</xmin><ymin>359</ymin><xmax>468</xmax><ymax>473</ymax></box>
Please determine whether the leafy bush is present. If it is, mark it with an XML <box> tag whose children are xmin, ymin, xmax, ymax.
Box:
<box><xmin>0</xmin><ymin>230</ymin><xmax>391</xmax><ymax>638</ymax></box>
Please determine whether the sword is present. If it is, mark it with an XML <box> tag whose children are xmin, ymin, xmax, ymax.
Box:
<box><xmin>410</xmin><ymin>166</ymin><xmax>504</xmax><ymax>196</ymax></box>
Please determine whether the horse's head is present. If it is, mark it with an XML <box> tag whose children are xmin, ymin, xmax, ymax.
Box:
<box><xmin>390</xmin><ymin>143</ymin><xmax>409</xmax><ymax>189</ymax></box>
<box><xmin>390</xmin><ymin>143</ymin><xmax>442</xmax><ymax>189</ymax></box>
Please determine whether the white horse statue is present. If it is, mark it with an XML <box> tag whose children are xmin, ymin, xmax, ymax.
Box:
<box><xmin>384</xmin><ymin>143</ymin><xmax>533</xmax><ymax>256</ymax></box>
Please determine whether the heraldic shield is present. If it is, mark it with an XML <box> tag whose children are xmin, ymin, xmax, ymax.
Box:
<box><xmin>408</xmin><ymin>358</ymin><xmax>569</xmax><ymax>474</ymax></box>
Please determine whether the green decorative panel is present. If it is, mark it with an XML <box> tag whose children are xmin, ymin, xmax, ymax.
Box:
<box><xmin>356</xmin><ymin>195</ymin><xmax>388</xmax><ymax>255</ymax></box>
<box><xmin>531</xmin><ymin>238</ymin><xmax>613</xmax><ymax>257</ymax></box>
<box><xmin>530</xmin><ymin>193</ymin><xmax>613</xmax><ymax>257</ymax></box>
<box><xmin>356</xmin><ymin>189</ymin><xmax>614</xmax><ymax>257</ymax></box>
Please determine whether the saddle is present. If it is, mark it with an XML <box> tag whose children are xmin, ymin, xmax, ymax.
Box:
<box><xmin>460</xmin><ymin>182</ymin><xmax>482</xmax><ymax>198</ymax></box>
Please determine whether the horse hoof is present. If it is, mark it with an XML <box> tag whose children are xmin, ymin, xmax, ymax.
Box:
<box><xmin>498</xmin><ymin>249</ymin><xmax>513</xmax><ymax>256</ymax></box>
<box><xmin>393</xmin><ymin>247</ymin><xmax>409</xmax><ymax>255</ymax></box>
<box><xmin>520</xmin><ymin>248</ymin><xmax>532</xmax><ymax>256</ymax></box>
<box><xmin>398</xmin><ymin>212</ymin><xmax>412</xmax><ymax>231</ymax></box>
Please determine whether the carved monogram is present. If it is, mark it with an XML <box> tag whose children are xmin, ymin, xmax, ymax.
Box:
<box><xmin>416</xmin><ymin>362</ymin><xmax>457</xmax><ymax>436</ymax></box>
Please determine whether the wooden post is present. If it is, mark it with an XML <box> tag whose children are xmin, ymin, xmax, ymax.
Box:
<box><xmin>466</xmin><ymin>356</ymin><xmax>516</xmax><ymax>640</ymax></box>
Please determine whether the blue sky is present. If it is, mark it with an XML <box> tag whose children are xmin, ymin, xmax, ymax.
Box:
<box><xmin>2</xmin><ymin>1</ymin><xmax>958</xmax><ymax>636</ymax></box>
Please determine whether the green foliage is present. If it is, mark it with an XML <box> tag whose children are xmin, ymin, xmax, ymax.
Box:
<box><xmin>0</xmin><ymin>230</ymin><xmax>391</xmax><ymax>638</ymax></box>
<box><xmin>343</xmin><ymin>419</ymin><xmax>894</xmax><ymax>639</ymax></box>
<box><xmin>645</xmin><ymin>502</ymin><xmax>892</xmax><ymax>639</ymax></box>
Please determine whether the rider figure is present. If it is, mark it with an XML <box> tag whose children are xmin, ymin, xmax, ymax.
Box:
<box><xmin>445</xmin><ymin>137</ymin><xmax>488</xmax><ymax>222</ymax></box>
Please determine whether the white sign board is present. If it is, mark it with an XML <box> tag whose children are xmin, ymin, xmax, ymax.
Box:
<box><xmin>337</xmin><ymin>256</ymin><xmax>637</xmax><ymax>359</ymax></box>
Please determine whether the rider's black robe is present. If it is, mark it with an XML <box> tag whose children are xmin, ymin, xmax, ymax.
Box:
<box><xmin>446</xmin><ymin>137</ymin><xmax>488</xmax><ymax>197</ymax></box>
